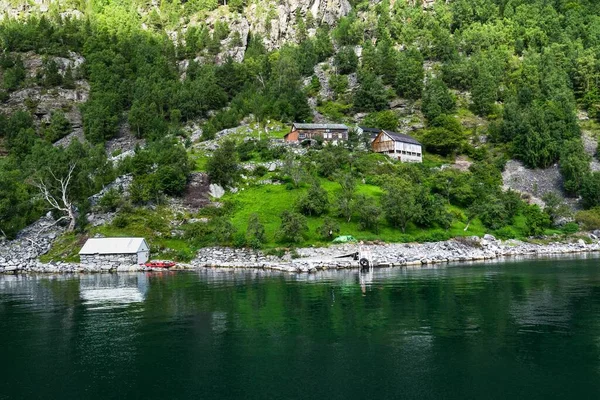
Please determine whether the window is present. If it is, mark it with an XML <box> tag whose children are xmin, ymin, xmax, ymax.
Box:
<box><xmin>299</xmin><ymin>133</ymin><xmax>306</xmax><ymax>139</ymax></box>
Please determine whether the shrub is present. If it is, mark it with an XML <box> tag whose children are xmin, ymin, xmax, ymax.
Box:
<box><xmin>575</xmin><ymin>208</ymin><xmax>600</xmax><ymax>231</ymax></box>
<box><xmin>246</xmin><ymin>213</ymin><xmax>266</xmax><ymax>249</ymax></box>
<box><xmin>524</xmin><ymin>205</ymin><xmax>551</xmax><ymax>236</ymax></box>
<box><xmin>98</xmin><ymin>188</ymin><xmax>122</xmax><ymax>213</ymax></box>
<box><xmin>561</xmin><ymin>222</ymin><xmax>579</xmax><ymax>234</ymax></box>
<box><xmin>417</xmin><ymin>230</ymin><xmax>451</xmax><ymax>243</ymax></box>
<box><xmin>317</xmin><ymin>217</ymin><xmax>340</xmax><ymax>241</ymax></box>
<box><xmin>296</xmin><ymin>181</ymin><xmax>329</xmax><ymax>216</ymax></box>
<box><xmin>276</xmin><ymin>210</ymin><xmax>308</xmax><ymax>243</ymax></box>
<box><xmin>213</xmin><ymin>217</ymin><xmax>236</xmax><ymax>244</ymax></box>
<box><xmin>112</xmin><ymin>214</ymin><xmax>129</xmax><ymax>228</ymax></box>
<box><xmin>233</xmin><ymin>232</ymin><xmax>247</xmax><ymax>248</ymax></box>
<box><xmin>494</xmin><ymin>226</ymin><xmax>518</xmax><ymax>240</ymax></box>
<box><xmin>253</xmin><ymin>165</ymin><xmax>268</xmax><ymax>177</ymax></box>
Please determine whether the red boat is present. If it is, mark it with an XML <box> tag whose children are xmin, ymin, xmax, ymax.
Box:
<box><xmin>144</xmin><ymin>260</ymin><xmax>176</xmax><ymax>268</ymax></box>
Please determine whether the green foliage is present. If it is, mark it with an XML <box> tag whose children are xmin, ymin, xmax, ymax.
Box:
<box><xmin>317</xmin><ymin>217</ymin><xmax>340</xmax><ymax>241</ymax></box>
<box><xmin>246</xmin><ymin>213</ymin><xmax>266</xmax><ymax>249</ymax></box>
<box><xmin>561</xmin><ymin>222</ymin><xmax>579</xmax><ymax>234</ymax></box>
<box><xmin>125</xmin><ymin>137</ymin><xmax>190</xmax><ymax>203</ymax></box>
<box><xmin>362</xmin><ymin>111</ymin><xmax>398</xmax><ymax>131</ymax></box>
<box><xmin>40</xmin><ymin>58</ymin><xmax>62</xmax><ymax>87</ymax></box>
<box><xmin>328</xmin><ymin>74</ymin><xmax>349</xmax><ymax>99</ymax></box>
<box><xmin>207</xmin><ymin>139</ymin><xmax>239</xmax><ymax>188</ymax></box>
<box><xmin>524</xmin><ymin>204</ymin><xmax>551</xmax><ymax>237</ymax></box>
<box><xmin>559</xmin><ymin>140</ymin><xmax>591</xmax><ymax>195</ymax></box>
<box><xmin>353</xmin><ymin>72</ymin><xmax>387</xmax><ymax>112</ymax></box>
<box><xmin>1</xmin><ymin>54</ymin><xmax>26</xmax><ymax>91</ymax></box>
<box><xmin>416</xmin><ymin>193</ymin><xmax>452</xmax><ymax>229</ymax></box>
<box><xmin>276</xmin><ymin>210</ymin><xmax>309</xmax><ymax>244</ymax></box>
<box><xmin>581</xmin><ymin>172</ymin><xmax>600</xmax><ymax>208</ymax></box>
<box><xmin>382</xmin><ymin>178</ymin><xmax>421</xmax><ymax>233</ymax></box>
<box><xmin>213</xmin><ymin>217</ymin><xmax>237</xmax><ymax>245</ymax></box>
<box><xmin>354</xmin><ymin>194</ymin><xmax>381</xmax><ymax>233</ymax></box>
<box><xmin>395</xmin><ymin>48</ymin><xmax>424</xmax><ymax>100</ymax></box>
<box><xmin>334</xmin><ymin>46</ymin><xmax>358</xmax><ymax>74</ymax></box>
<box><xmin>43</xmin><ymin>111</ymin><xmax>71</xmax><ymax>143</ymax></box>
<box><xmin>296</xmin><ymin>180</ymin><xmax>329</xmax><ymax>217</ymax></box>
<box><xmin>98</xmin><ymin>188</ymin><xmax>122</xmax><ymax>213</ymax></box>
<box><xmin>420</xmin><ymin>115</ymin><xmax>465</xmax><ymax>156</ymax></box>
<box><xmin>575</xmin><ymin>208</ymin><xmax>600</xmax><ymax>231</ymax></box>
<box><xmin>422</xmin><ymin>78</ymin><xmax>456</xmax><ymax>122</ymax></box>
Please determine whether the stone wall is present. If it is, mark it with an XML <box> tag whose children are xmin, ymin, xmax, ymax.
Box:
<box><xmin>80</xmin><ymin>253</ymin><xmax>138</xmax><ymax>268</ymax></box>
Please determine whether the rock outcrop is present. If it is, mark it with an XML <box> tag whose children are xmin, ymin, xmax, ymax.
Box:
<box><xmin>0</xmin><ymin>51</ymin><xmax>89</xmax><ymax>147</ymax></box>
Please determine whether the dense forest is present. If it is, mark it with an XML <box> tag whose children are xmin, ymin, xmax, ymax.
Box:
<box><xmin>1</xmin><ymin>0</ymin><xmax>600</xmax><ymax>258</ymax></box>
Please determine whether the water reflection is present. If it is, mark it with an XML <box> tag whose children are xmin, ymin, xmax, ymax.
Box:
<box><xmin>80</xmin><ymin>273</ymin><xmax>148</xmax><ymax>309</ymax></box>
<box><xmin>2</xmin><ymin>258</ymin><xmax>600</xmax><ymax>400</ymax></box>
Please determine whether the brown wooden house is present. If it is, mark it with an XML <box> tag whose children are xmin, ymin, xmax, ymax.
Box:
<box><xmin>372</xmin><ymin>130</ymin><xmax>423</xmax><ymax>163</ymax></box>
<box><xmin>284</xmin><ymin>123</ymin><xmax>349</xmax><ymax>144</ymax></box>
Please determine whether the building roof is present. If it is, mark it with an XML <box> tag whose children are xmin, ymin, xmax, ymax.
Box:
<box><xmin>292</xmin><ymin>123</ymin><xmax>349</xmax><ymax>130</ymax></box>
<box><xmin>79</xmin><ymin>238</ymin><xmax>148</xmax><ymax>255</ymax></box>
<box><xmin>382</xmin><ymin>130</ymin><xmax>422</xmax><ymax>145</ymax></box>
<box><xmin>358</xmin><ymin>126</ymin><xmax>381</xmax><ymax>134</ymax></box>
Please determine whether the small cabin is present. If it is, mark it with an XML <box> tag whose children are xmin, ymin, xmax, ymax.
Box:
<box><xmin>79</xmin><ymin>237</ymin><xmax>150</xmax><ymax>265</ymax></box>
<box><xmin>284</xmin><ymin>123</ymin><xmax>349</xmax><ymax>144</ymax></box>
<box><xmin>372</xmin><ymin>130</ymin><xmax>423</xmax><ymax>163</ymax></box>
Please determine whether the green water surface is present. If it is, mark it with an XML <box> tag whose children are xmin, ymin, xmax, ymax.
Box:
<box><xmin>2</xmin><ymin>257</ymin><xmax>600</xmax><ymax>399</ymax></box>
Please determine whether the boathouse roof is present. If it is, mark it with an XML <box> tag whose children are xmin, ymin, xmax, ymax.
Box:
<box><xmin>79</xmin><ymin>238</ymin><xmax>149</xmax><ymax>255</ymax></box>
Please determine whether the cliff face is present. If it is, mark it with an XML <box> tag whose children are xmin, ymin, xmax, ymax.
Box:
<box><xmin>0</xmin><ymin>51</ymin><xmax>89</xmax><ymax>146</ymax></box>
<box><xmin>246</xmin><ymin>0</ymin><xmax>351</xmax><ymax>48</ymax></box>
<box><xmin>187</xmin><ymin>0</ymin><xmax>352</xmax><ymax>63</ymax></box>
<box><xmin>1</xmin><ymin>0</ymin><xmax>353</xmax><ymax>62</ymax></box>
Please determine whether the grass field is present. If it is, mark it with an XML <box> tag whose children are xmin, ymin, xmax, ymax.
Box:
<box><xmin>225</xmin><ymin>179</ymin><xmax>489</xmax><ymax>247</ymax></box>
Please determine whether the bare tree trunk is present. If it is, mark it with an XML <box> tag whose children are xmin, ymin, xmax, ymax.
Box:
<box><xmin>33</xmin><ymin>164</ymin><xmax>77</xmax><ymax>232</ymax></box>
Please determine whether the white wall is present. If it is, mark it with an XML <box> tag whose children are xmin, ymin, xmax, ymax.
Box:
<box><xmin>137</xmin><ymin>251</ymin><xmax>149</xmax><ymax>264</ymax></box>
<box><xmin>393</xmin><ymin>142</ymin><xmax>422</xmax><ymax>163</ymax></box>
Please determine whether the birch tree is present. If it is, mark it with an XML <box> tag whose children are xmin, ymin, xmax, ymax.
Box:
<box><xmin>33</xmin><ymin>163</ymin><xmax>77</xmax><ymax>231</ymax></box>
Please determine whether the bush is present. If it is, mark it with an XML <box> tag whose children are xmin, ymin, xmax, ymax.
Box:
<box><xmin>112</xmin><ymin>214</ymin><xmax>130</xmax><ymax>228</ymax></box>
<box><xmin>575</xmin><ymin>208</ymin><xmax>600</xmax><ymax>231</ymax></box>
<box><xmin>494</xmin><ymin>226</ymin><xmax>518</xmax><ymax>240</ymax></box>
<box><xmin>253</xmin><ymin>165</ymin><xmax>268</xmax><ymax>177</ymax></box>
<box><xmin>416</xmin><ymin>230</ymin><xmax>451</xmax><ymax>243</ymax></box>
<box><xmin>296</xmin><ymin>181</ymin><xmax>329</xmax><ymax>216</ymax></box>
<box><xmin>317</xmin><ymin>217</ymin><xmax>340</xmax><ymax>241</ymax></box>
<box><xmin>276</xmin><ymin>210</ymin><xmax>308</xmax><ymax>243</ymax></box>
<box><xmin>98</xmin><ymin>188</ymin><xmax>121</xmax><ymax>212</ymax></box>
<box><xmin>233</xmin><ymin>232</ymin><xmax>247</xmax><ymax>248</ymax></box>
<box><xmin>362</xmin><ymin>110</ymin><xmax>398</xmax><ymax>131</ymax></box>
<box><xmin>334</xmin><ymin>46</ymin><xmax>358</xmax><ymax>74</ymax></box>
<box><xmin>561</xmin><ymin>222</ymin><xmax>579</xmax><ymax>234</ymax></box>
<box><xmin>524</xmin><ymin>205</ymin><xmax>551</xmax><ymax>236</ymax></box>
<box><xmin>246</xmin><ymin>213</ymin><xmax>266</xmax><ymax>249</ymax></box>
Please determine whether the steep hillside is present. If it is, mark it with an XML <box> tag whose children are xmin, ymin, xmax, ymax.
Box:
<box><xmin>2</xmin><ymin>0</ymin><xmax>600</xmax><ymax>259</ymax></box>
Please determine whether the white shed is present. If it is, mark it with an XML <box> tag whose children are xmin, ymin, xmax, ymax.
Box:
<box><xmin>79</xmin><ymin>238</ymin><xmax>150</xmax><ymax>265</ymax></box>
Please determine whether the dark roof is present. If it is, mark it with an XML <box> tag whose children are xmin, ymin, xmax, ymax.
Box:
<box><xmin>358</xmin><ymin>126</ymin><xmax>381</xmax><ymax>133</ymax></box>
<box><xmin>382</xmin><ymin>130</ymin><xmax>421</xmax><ymax>145</ymax></box>
<box><xmin>292</xmin><ymin>123</ymin><xmax>349</xmax><ymax>130</ymax></box>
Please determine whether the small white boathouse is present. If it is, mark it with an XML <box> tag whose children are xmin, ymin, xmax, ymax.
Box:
<box><xmin>79</xmin><ymin>237</ymin><xmax>150</xmax><ymax>265</ymax></box>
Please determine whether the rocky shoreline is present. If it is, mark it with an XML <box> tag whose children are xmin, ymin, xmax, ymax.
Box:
<box><xmin>190</xmin><ymin>235</ymin><xmax>600</xmax><ymax>273</ymax></box>
<box><xmin>4</xmin><ymin>232</ymin><xmax>600</xmax><ymax>274</ymax></box>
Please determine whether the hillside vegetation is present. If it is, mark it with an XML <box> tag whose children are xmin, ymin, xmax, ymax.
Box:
<box><xmin>1</xmin><ymin>0</ymin><xmax>600</xmax><ymax>260</ymax></box>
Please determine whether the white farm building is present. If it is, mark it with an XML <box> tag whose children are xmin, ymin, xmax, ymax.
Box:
<box><xmin>79</xmin><ymin>238</ymin><xmax>150</xmax><ymax>266</ymax></box>
<box><xmin>371</xmin><ymin>130</ymin><xmax>423</xmax><ymax>163</ymax></box>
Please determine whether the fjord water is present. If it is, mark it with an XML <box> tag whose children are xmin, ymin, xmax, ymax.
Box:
<box><xmin>2</xmin><ymin>258</ymin><xmax>600</xmax><ymax>399</ymax></box>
